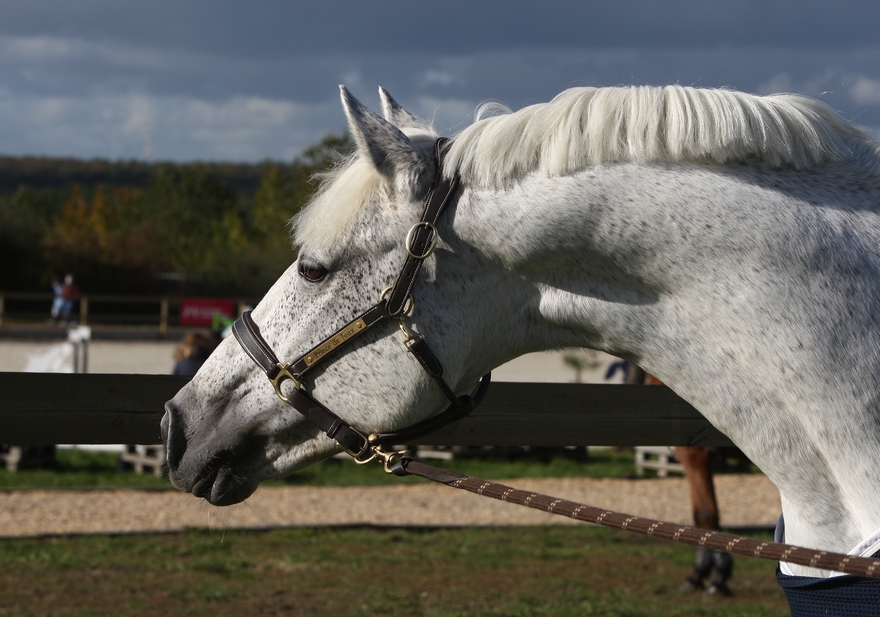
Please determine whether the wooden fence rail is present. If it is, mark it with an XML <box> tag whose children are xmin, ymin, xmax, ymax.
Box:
<box><xmin>0</xmin><ymin>292</ymin><xmax>258</xmax><ymax>336</ymax></box>
<box><xmin>0</xmin><ymin>373</ymin><xmax>732</xmax><ymax>447</ymax></box>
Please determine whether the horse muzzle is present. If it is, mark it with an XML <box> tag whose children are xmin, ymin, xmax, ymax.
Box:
<box><xmin>162</xmin><ymin>397</ymin><xmax>263</xmax><ymax>506</ymax></box>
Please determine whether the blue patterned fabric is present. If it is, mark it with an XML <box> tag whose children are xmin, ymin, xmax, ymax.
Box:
<box><xmin>777</xmin><ymin>548</ymin><xmax>880</xmax><ymax>616</ymax></box>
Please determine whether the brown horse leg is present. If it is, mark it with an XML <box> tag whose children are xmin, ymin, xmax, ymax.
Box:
<box><xmin>676</xmin><ymin>446</ymin><xmax>733</xmax><ymax>596</ymax></box>
<box><xmin>678</xmin><ymin>446</ymin><xmax>719</xmax><ymax>529</ymax></box>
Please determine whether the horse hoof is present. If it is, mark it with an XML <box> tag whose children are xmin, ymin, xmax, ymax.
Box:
<box><xmin>678</xmin><ymin>578</ymin><xmax>704</xmax><ymax>593</ymax></box>
<box><xmin>705</xmin><ymin>583</ymin><xmax>733</xmax><ymax>597</ymax></box>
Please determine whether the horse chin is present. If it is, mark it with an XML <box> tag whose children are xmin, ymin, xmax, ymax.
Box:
<box><xmin>189</xmin><ymin>439</ymin><xmax>337</xmax><ymax>506</ymax></box>
<box><xmin>168</xmin><ymin>445</ymin><xmax>265</xmax><ymax>506</ymax></box>
<box><xmin>191</xmin><ymin>463</ymin><xmax>260</xmax><ymax>506</ymax></box>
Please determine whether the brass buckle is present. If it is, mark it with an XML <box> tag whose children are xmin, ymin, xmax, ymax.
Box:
<box><xmin>338</xmin><ymin>427</ymin><xmax>375</xmax><ymax>462</ymax></box>
<box><xmin>271</xmin><ymin>363</ymin><xmax>302</xmax><ymax>404</ymax></box>
<box><xmin>405</xmin><ymin>222</ymin><xmax>439</xmax><ymax>260</ymax></box>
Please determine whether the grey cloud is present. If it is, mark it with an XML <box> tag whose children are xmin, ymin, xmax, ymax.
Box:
<box><xmin>2</xmin><ymin>1</ymin><xmax>879</xmax><ymax>57</ymax></box>
<box><xmin>2</xmin><ymin>1</ymin><xmax>880</xmax><ymax>161</ymax></box>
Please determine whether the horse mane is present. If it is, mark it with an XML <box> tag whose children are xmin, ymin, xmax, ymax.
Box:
<box><xmin>294</xmin><ymin>85</ymin><xmax>871</xmax><ymax>247</ymax></box>
<box><xmin>444</xmin><ymin>85</ymin><xmax>871</xmax><ymax>190</ymax></box>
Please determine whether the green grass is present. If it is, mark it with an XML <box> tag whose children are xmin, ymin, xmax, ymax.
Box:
<box><xmin>0</xmin><ymin>447</ymin><xmax>640</xmax><ymax>490</ymax></box>
<box><xmin>0</xmin><ymin>526</ymin><xmax>790</xmax><ymax>617</ymax></box>
<box><xmin>0</xmin><ymin>450</ymin><xmax>782</xmax><ymax>615</ymax></box>
<box><xmin>0</xmin><ymin>449</ymin><xmax>170</xmax><ymax>489</ymax></box>
<box><xmin>277</xmin><ymin>447</ymin><xmax>639</xmax><ymax>487</ymax></box>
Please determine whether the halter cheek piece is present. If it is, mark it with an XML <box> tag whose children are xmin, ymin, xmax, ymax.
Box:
<box><xmin>232</xmin><ymin>138</ymin><xmax>491</xmax><ymax>470</ymax></box>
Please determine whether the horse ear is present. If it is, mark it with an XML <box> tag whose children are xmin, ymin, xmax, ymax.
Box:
<box><xmin>340</xmin><ymin>86</ymin><xmax>430</xmax><ymax>183</ymax></box>
<box><xmin>378</xmin><ymin>87</ymin><xmax>430</xmax><ymax>130</ymax></box>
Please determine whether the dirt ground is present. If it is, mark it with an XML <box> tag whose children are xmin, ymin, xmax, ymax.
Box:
<box><xmin>0</xmin><ymin>473</ymin><xmax>781</xmax><ymax>538</ymax></box>
<box><xmin>0</xmin><ymin>336</ymin><xmax>618</xmax><ymax>380</ymax></box>
<box><xmin>0</xmin><ymin>339</ymin><xmax>180</xmax><ymax>374</ymax></box>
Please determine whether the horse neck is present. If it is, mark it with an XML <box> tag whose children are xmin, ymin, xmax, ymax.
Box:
<box><xmin>457</xmin><ymin>164</ymin><xmax>702</xmax><ymax>354</ymax></box>
<box><xmin>456</xmin><ymin>162</ymin><xmax>880</xmax><ymax>563</ymax></box>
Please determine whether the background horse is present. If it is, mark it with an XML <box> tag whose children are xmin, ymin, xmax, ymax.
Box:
<box><xmin>627</xmin><ymin>364</ymin><xmax>737</xmax><ymax>595</ymax></box>
<box><xmin>163</xmin><ymin>84</ymin><xmax>880</xmax><ymax>606</ymax></box>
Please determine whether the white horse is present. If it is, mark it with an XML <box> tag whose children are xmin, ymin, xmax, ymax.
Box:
<box><xmin>163</xmin><ymin>85</ymin><xmax>880</xmax><ymax>585</ymax></box>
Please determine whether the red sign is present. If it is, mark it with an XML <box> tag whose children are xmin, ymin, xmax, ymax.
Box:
<box><xmin>179</xmin><ymin>298</ymin><xmax>235</xmax><ymax>327</ymax></box>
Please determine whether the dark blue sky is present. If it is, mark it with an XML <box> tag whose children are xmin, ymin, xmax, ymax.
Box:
<box><xmin>3</xmin><ymin>0</ymin><xmax>880</xmax><ymax>161</ymax></box>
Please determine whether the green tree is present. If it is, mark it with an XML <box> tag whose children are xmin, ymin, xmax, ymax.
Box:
<box><xmin>132</xmin><ymin>165</ymin><xmax>239</xmax><ymax>271</ymax></box>
<box><xmin>0</xmin><ymin>187</ymin><xmax>62</xmax><ymax>291</ymax></box>
<box><xmin>2</xmin><ymin>132</ymin><xmax>355</xmax><ymax>296</ymax></box>
<box><xmin>562</xmin><ymin>350</ymin><xmax>602</xmax><ymax>383</ymax></box>
<box><xmin>42</xmin><ymin>184</ymin><xmax>165</xmax><ymax>293</ymax></box>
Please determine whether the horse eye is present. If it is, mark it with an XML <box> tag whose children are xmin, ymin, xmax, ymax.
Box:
<box><xmin>299</xmin><ymin>262</ymin><xmax>328</xmax><ymax>282</ymax></box>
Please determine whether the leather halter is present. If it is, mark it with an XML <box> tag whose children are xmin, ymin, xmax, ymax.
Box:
<box><xmin>232</xmin><ymin>138</ymin><xmax>491</xmax><ymax>467</ymax></box>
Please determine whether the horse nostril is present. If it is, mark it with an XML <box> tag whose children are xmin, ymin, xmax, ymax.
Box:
<box><xmin>162</xmin><ymin>400</ymin><xmax>189</xmax><ymax>473</ymax></box>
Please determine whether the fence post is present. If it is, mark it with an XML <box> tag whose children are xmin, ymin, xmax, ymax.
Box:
<box><xmin>79</xmin><ymin>297</ymin><xmax>89</xmax><ymax>326</ymax></box>
<box><xmin>159</xmin><ymin>297</ymin><xmax>169</xmax><ymax>339</ymax></box>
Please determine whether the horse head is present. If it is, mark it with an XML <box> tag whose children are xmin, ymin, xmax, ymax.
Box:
<box><xmin>162</xmin><ymin>87</ymin><xmax>526</xmax><ymax>506</ymax></box>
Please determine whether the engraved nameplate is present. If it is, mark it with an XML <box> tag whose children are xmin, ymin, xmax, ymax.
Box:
<box><xmin>304</xmin><ymin>318</ymin><xmax>367</xmax><ymax>366</ymax></box>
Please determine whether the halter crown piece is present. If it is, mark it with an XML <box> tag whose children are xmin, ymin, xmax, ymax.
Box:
<box><xmin>232</xmin><ymin>138</ymin><xmax>491</xmax><ymax>470</ymax></box>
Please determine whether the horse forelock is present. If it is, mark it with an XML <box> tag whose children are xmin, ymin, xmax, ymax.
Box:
<box><xmin>292</xmin><ymin>127</ymin><xmax>439</xmax><ymax>252</ymax></box>
<box><xmin>442</xmin><ymin>85</ymin><xmax>873</xmax><ymax>190</ymax></box>
<box><xmin>291</xmin><ymin>156</ymin><xmax>379</xmax><ymax>251</ymax></box>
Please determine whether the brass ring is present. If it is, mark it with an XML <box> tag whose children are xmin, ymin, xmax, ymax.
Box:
<box><xmin>379</xmin><ymin>286</ymin><xmax>414</xmax><ymax>316</ymax></box>
<box><xmin>405</xmin><ymin>222</ymin><xmax>439</xmax><ymax>260</ymax></box>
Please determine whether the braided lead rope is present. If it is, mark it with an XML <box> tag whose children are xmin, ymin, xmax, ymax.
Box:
<box><xmin>400</xmin><ymin>459</ymin><xmax>880</xmax><ymax>579</ymax></box>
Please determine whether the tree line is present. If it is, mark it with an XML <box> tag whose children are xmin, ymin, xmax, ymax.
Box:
<box><xmin>0</xmin><ymin>134</ymin><xmax>352</xmax><ymax>297</ymax></box>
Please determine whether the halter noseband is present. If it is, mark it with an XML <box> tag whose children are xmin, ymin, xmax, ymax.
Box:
<box><xmin>232</xmin><ymin>138</ymin><xmax>491</xmax><ymax>469</ymax></box>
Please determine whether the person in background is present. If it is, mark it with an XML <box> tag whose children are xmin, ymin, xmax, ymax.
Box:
<box><xmin>58</xmin><ymin>273</ymin><xmax>80</xmax><ymax>326</ymax></box>
<box><xmin>172</xmin><ymin>331</ymin><xmax>216</xmax><ymax>376</ymax></box>
<box><xmin>49</xmin><ymin>278</ymin><xmax>64</xmax><ymax>324</ymax></box>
